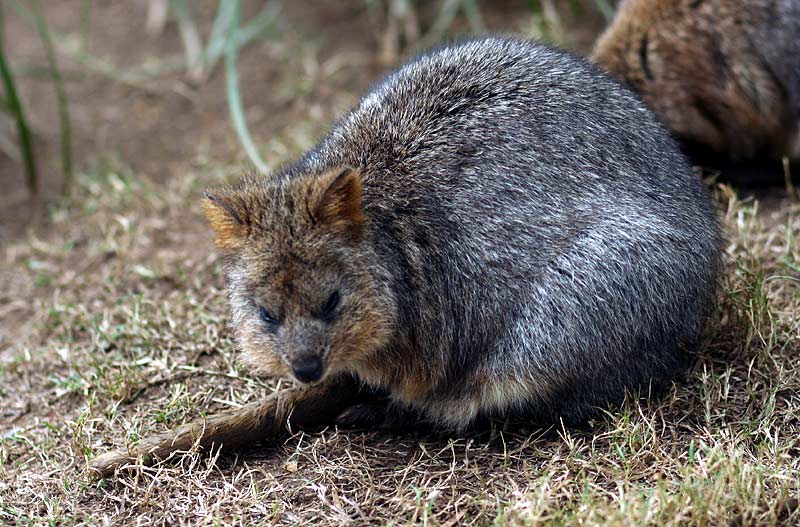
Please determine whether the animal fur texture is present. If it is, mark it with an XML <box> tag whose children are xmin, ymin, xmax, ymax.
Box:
<box><xmin>592</xmin><ymin>0</ymin><xmax>800</xmax><ymax>167</ymax></box>
<box><xmin>91</xmin><ymin>37</ymin><xmax>722</xmax><ymax>476</ymax></box>
<box><xmin>207</xmin><ymin>37</ymin><xmax>721</xmax><ymax>429</ymax></box>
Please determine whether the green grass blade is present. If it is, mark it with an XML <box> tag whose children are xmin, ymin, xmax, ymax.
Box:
<box><xmin>225</xmin><ymin>0</ymin><xmax>268</xmax><ymax>173</ymax></box>
<box><xmin>0</xmin><ymin>46</ymin><xmax>38</xmax><ymax>193</ymax></box>
<box><xmin>25</xmin><ymin>0</ymin><xmax>73</xmax><ymax>194</ymax></box>
<box><xmin>168</xmin><ymin>0</ymin><xmax>204</xmax><ymax>80</ymax></box>
<box><xmin>205</xmin><ymin>0</ymin><xmax>281</xmax><ymax>80</ymax></box>
<box><xmin>204</xmin><ymin>0</ymin><xmax>238</xmax><ymax>73</ymax></box>
<box><xmin>236</xmin><ymin>0</ymin><xmax>282</xmax><ymax>47</ymax></box>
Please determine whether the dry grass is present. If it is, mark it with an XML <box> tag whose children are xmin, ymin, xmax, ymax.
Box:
<box><xmin>1</xmin><ymin>153</ymin><xmax>799</xmax><ymax>526</ymax></box>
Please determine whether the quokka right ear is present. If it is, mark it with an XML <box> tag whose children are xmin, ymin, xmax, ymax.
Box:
<box><xmin>202</xmin><ymin>190</ymin><xmax>250</xmax><ymax>249</ymax></box>
<box><xmin>307</xmin><ymin>167</ymin><xmax>366</xmax><ymax>237</ymax></box>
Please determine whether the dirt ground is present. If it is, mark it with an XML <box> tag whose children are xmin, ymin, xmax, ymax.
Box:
<box><xmin>1</xmin><ymin>1</ymin><xmax>798</xmax><ymax>526</ymax></box>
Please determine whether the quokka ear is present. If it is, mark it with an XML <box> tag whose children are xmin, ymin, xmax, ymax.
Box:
<box><xmin>309</xmin><ymin>168</ymin><xmax>366</xmax><ymax>235</ymax></box>
<box><xmin>202</xmin><ymin>190</ymin><xmax>249</xmax><ymax>249</ymax></box>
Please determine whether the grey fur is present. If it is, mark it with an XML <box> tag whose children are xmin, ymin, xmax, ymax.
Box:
<box><xmin>225</xmin><ymin>37</ymin><xmax>721</xmax><ymax>429</ymax></box>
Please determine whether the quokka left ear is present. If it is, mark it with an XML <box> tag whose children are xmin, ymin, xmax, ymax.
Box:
<box><xmin>308</xmin><ymin>167</ymin><xmax>366</xmax><ymax>235</ymax></box>
<box><xmin>202</xmin><ymin>189</ymin><xmax>250</xmax><ymax>249</ymax></box>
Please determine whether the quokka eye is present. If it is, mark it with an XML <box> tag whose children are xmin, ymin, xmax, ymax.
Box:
<box><xmin>258</xmin><ymin>305</ymin><xmax>279</xmax><ymax>327</ymax></box>
<box><xmin>320</xmin><ymin>291</ymin><xmax>340</xmax><ymax>321</ymax></box>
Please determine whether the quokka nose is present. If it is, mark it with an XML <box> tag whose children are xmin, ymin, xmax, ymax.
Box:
<box><xmin>291</xmin><ymin>356</ymin><xmax>323</xmax><ymax>383</ymax></box>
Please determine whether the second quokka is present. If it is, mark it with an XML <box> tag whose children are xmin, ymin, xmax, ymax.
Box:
<box><xmin>592</xmin><ymin>0</ymin><xmax>800</xmax><ymax>179</ymax></box>
<box><xmin>91</xmin><ymin>37</ymin><xmax>721</xmax><ymax>476</ymax></box>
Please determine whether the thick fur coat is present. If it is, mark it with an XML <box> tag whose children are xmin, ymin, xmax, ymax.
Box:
<box><xmin>205</xmin><ymin>37</ymin><xmax>722</xmax><ymax>429</ymax></box>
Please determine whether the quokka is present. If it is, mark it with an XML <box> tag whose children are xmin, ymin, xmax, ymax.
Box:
<box><xmin>592</xmin><ymin>0</ymin><xmax>800</xmax><ymax>180</ymax></box>
<box><xmin>91</xmin><ymin>37</ymin><xmax>721</xmax><ymax>477</ymax></box>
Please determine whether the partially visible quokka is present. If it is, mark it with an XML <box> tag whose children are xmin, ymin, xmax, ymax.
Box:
<box><xmin>592</xmin><ymin>0</ymin><xmax>800</xmax><ymax>180</ymax></box>
<box><xmin>90</xmin><ymin>37</ymin><xmax>721</xmax><ymax>477</ymax></box>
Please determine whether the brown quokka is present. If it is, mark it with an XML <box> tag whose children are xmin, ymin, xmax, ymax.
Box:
<box><xmin>592</xmin><ymin>0</ymin><xmax>800</xmax><ymax>180</ymax></box>
<box><xmin>90</xmin><ymin>37</ymin><xmax>721</xmax><ymax>477</ymax></box>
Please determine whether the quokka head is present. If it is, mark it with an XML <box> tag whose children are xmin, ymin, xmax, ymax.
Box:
<box><xmin>203</xmin><ymin>167</ymin><xmax>396</xmax><ymax>384</ymax></box>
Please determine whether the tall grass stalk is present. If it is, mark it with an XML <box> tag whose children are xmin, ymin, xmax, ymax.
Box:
<box><xmin>224</xmin><ymin>0</ymin><xmax>268</xmax><ymax>173</ymax></box>
<box><xmin>0</xmin><ymin>2</ymin><xmax>38</xmax><ymax>193</ymax></box>
<box><xmin>15</xmin><ymin>0</ymin><xmax>73</xmax><ymax>194</ymax></box>
<box><xmin>0</xmin><ymin>44</ymin><xmax>38</xmax><ymax>193</ymax></box>
<box><xmin>168</xmin><ymin>0</ymin><xmax>204</xmax><ymax>81</ymax></box>
<box><xmin>235</xmin><ymin>1</ymin><xmax>282</xmax><ymax>48</ymax></box>
<box><xmin>197</xmin><ymin>0</ymin><xmax>282</xmax><ymax>82</ymax></box>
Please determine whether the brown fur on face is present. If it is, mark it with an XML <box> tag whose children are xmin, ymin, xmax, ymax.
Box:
<box><xmin>592</xmin><ymin>0</ymin><xmax>799</xmax><ymax>161</ymax></box>
<box><xmin>203</xmin><ymin>169</ymin><xmax>396</xmax><ymax>383</ymax></box>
